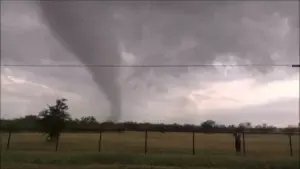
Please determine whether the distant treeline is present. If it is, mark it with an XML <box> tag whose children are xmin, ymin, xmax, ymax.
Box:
<box><xmin>1</xmin><ymin>115</ymin><xmax>299</xmax><ymax>134</ymax></box>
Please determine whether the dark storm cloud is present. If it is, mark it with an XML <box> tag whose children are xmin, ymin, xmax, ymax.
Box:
<box><xmin>3</xmin><ymin>1</ymin><xmax>299</xmax><ymax>68</ymax></box>
<box><xmin>121</xmin><ymin>1</ymin><xmax>299</xmax><ymax>76</ymax></box>
<box><xmin>37</xmin><ymin>1</ymin><xmax>298</xmax><ymax>122</ymax></box>
<box><xmin>4</xmin><ymin>1</ymin><xmax>298</xmax><ymax>77</ymax></box>
<box><xmin>1</xmin><ymin>1</ymin><xmax>298</xmax><ymax>124</ymax></box>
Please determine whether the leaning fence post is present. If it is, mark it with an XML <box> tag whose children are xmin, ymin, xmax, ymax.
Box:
<box><xmin>242</xmin><ymin>131</ymin><xmax>246</xmax><ymax>155</ymax></box>
<box><xmin>144</xmin><ymin>130</ymin><xmax>148</xmax><ymax>154</ymax></box>
<box><xmin>98</xmin><ymin>131</ymin><xmax>102</xmax><ymax>152</ymax></box>
<box><xmin>55</xmin><ymin>135</ymin><xmax>60</xmax><ymax>152</ymax></box>
<box><xmin>6</xmin><ymin>131</ymin><xmax>12</xmax><ymax>150</ymax></box>
<box><xmin>192</xmin><ymin>131</ymin><xmax>195</xmax><ymax>155</ymax></box>
<box><xmin>288</xmin><ymin>134</ymin><xmax>293</xmax><ymax>156</ymax></box>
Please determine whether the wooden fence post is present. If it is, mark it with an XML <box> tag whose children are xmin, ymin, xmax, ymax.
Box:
<box><xmin>6</xmin><ymin>131</ymin><xmax>12</xmax><ymax>150</ymax></box>
<box><xmin>288</xmin><ymin>134</ymin><xmax>293</xmax><ymax>156</ymax></box>
<box><xmin>242</xmin><ymin>131</ymin><xmax>246</xmax><ymax>155</ymax></box>
<box><xmin>192</xmin><ymin>131</ymin><xmax>195</xmax><ymax>155</ymax></box>
<box><xmin>55</xmin><ymin>135</ymin><xmax>60</xmax><ymax>152</ymax></box>
<box><xmin>144</xmin><ymin>130</ymin><xmax>148</xmax><ymax>154</ymax></box>
<box><xmin>98</xmin><ymin>131</ymin><xmax>102</xmax><ymax>152</ymax></box>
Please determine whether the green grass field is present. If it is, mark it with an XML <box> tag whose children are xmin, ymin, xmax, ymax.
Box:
<box><xmin>1</xmin><ymin>132</ymin><xmax>299</xmax><ymax>169</ymax></box>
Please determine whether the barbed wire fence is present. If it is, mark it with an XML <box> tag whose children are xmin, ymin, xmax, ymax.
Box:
<box><xmin>3</xmin><ymin>130</ymin><xmax>298</xmax><ymax>157</ymax></box>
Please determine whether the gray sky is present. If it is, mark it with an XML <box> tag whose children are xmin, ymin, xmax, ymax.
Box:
<box><xmin>1</xmin><ymin>1</ymin><xmax>299</xmax><ymax>127</ymax></box>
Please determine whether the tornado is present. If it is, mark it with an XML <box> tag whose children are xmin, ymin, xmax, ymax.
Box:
<box><xmin>39</xmin><ymin>2</ymin><xmax>122</xmax><ymax>122</ymax></box>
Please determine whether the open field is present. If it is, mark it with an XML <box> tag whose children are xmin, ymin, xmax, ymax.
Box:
<box><xmin>1</xmin><ymin>132</ymin><xmax>299</xmax><ymax>169</ymax></box>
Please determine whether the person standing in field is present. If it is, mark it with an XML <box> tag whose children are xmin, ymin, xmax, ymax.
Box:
<box><xmin>233</xmin><ymin>130</ymin><xmax>242</xmax><ymax>154</ymax></box>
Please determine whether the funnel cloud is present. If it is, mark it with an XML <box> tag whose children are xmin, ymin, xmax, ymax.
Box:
<box><xmin>39</xmin><ymin>2</ymin><xmax>122</xmax><ymax>122</ymax></box>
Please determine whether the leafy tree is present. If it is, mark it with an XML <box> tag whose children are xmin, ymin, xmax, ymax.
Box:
<box><xmin>228</xmin><ymin>124</ymin><xmax>235</xmax><ymax>128</ymax></box>
<box><xmin>262</xmin><ymin>123</ymin><xmax>268</xmax><ymax>128</ymax></box>
<box><xmin>255</xmin><ymin>124</ymin><xmax>262</xmax><ymax>128</ymax></box>
<box><xmin>38</xmin><ymin>98</ymin><xmax>71</xmax><ymax>141</ymax></box>
<box><xmin>245</xmin><ymin>122</ymin><xmax>252</xmax><ymax>128</ymax></box>
<box><xmin>18</xmin><ymin>115</ymin><xmax>38</xmax><ymax>131</ymax></box>
<box><xmin>5</xmin><ymin>120</ymin><xmax>20</xmax><ymax>132</ymax></box>
<box><xmin>80</xmin><ymin>116</ymin><xmax>97</xmax><ymax>124</ymax></box>
<box><xmin>201</xmin><ymin>120</ymin><xmax>216</xmax><ymax>128</ymax></box>
<box><xmin>1</xmin><ymin>113</ymin><xmax>296</xmax><ymax>134</ymax></box>
<box><xmin>200</xmin><ymin>120</ymin><xmax>216</xmax><ymax>132</ymax></box>
<box><xmin>238</xmin><ymin>122</ymin><xmax>252</xmax><ymax>129</ymax></box>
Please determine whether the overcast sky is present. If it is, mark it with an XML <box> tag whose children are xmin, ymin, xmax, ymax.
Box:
<box><xmin>1</xmin><ymin>1</ymin><xmax>299</xmax><ymax>127</ymax></box>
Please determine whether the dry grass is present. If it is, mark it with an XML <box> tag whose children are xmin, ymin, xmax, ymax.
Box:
<box><xmin>2</xmin><ymin>163</ymin><xmax>225</xmax><ymax>169</ymax></box>
<box><xmin>1</xmin><ymin>132</ymin><xmax>299</xmax><ymax>169</ymax></box>
<box><xmin>1</xmin><ymin>132</ymin><xmax>299</xmax><ymax>156</ymax></box>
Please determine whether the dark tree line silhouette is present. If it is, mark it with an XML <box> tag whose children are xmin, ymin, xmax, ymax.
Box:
<box><xmin>1</xmin><ymin>99</ymin><xmax>299</xmax><ymax>136</ymax></box>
